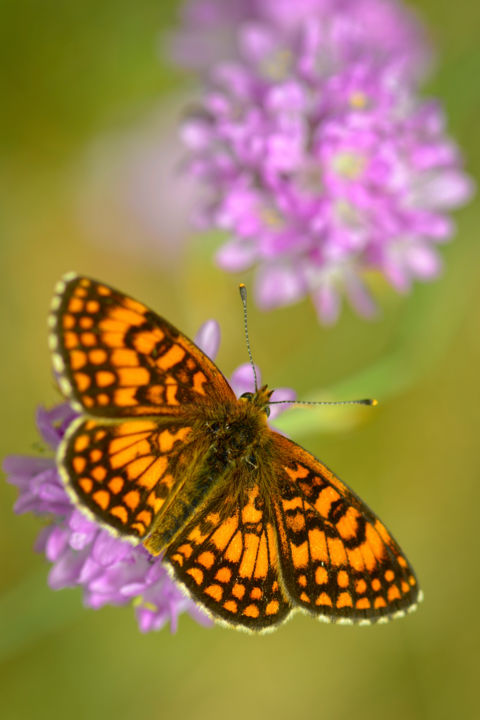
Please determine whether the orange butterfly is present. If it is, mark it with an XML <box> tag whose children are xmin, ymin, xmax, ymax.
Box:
<box><xmin>49</xmin><ymin>273</ymin><xmax>421</xmax><ymax>631</ymax></box>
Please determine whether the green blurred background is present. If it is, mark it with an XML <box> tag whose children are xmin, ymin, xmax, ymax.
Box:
<box><xmin>1</xmin><ymin>1</ymin><xmax>479</xmax><ymax>718</ymax></box>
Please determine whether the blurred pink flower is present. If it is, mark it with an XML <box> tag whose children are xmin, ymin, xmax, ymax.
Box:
<box><xmin>77</xmin><ymin>101</ymin><xmax>202</xmax><ymax>268</ymax></box>
<box><xmin>176</xmin><ymin>0</ymin><xmax>473</xmax><ymax>323</ymax></box>
<box><xmin>169</xmin><ymin>0</ymin><xmax>430</xmax><ymax>82</ymax></box>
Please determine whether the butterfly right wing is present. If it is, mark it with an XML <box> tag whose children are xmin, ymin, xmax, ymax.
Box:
<box><xmin>49</xmin><ymin>274</ymin><xmax>235</xmax><ymax>417</ymax></box>
<box><xmin>164</xmin><ymin>485</ymin><xmax>292</xmax><ymax>631</ymax></box>
<box><xmin>271</xmin><ymin>433</ymin><xmax>421</xmax><ymax>624</ymax></box>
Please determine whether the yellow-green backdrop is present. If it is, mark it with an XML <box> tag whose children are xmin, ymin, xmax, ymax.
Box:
<box><xmin>1</xmin><ymin>1</ymin><xmax>478</xmax><ymax>719</ymax></box>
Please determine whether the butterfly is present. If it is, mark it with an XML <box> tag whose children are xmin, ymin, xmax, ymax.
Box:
<box><xmin>49</xmin><ymin>273</ymin><xmax>421</xmax><ymax>631</ymax></box>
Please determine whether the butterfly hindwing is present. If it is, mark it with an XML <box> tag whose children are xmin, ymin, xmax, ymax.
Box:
<box><xmin>272</xmin><ymin>433</ymin><xmax>420</xmax><ymax>624</ymax></box>
<box><xmin>49</xmin><ymin>274</ymin><xmax>235</xmax><ymax>417</ymax></box>
<box><xmin>59</xmin><ymin>416</ymin><xmax>197</xmax><ymax>541</ymax></box>
<box><xmin>165</xmin><ymin>485</ymin><xmax>292</xmax><ymax>631</ymax></box>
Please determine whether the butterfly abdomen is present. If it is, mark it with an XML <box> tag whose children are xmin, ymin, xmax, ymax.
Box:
<box><xmin>144</xmin><ymin>404</ymin><xmax>272</xmax><ymax>554</ymax></box>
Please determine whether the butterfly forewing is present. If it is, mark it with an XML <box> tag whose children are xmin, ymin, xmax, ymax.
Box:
<box><xmin>272</xmin><ymin>434</ymin><xmax>420</xmax><ymax>623</ymax></box>
<box><xmin>49</xmin><ymin>274</ymin><xmax>235</xmax><ymax>417</ymax></box>
<box><xmin>164</xmin><ymin>485</ymin><xmax>292</xmax><ymax>631</ymax></box>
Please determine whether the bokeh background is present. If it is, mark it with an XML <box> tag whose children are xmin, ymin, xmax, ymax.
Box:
<box><xmin>1</xmin><ymin>1</ymin><xmax>479</xmax><ymax>718</ymax></box>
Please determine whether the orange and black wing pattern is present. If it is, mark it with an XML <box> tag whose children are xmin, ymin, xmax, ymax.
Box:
<box><xmin>49</xmin><ymin>273</ymin><xmax>235</xmax><ymax>417</ymax></box>
<box><xmin>58</xmin><ymin>416</ymin><xmax>196</xmax><ymax>541</ymax></box>
<box><xmin>272</xmin><ymin>433</ymin><xmax>421</xmax><ymax>624</ymax></box>
<box><xmin>165</xmin><ymin>485</ymin><xmax>292</xmax><ymax>631</ymax></box>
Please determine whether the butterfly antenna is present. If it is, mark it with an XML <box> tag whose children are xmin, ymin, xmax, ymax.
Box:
<box><xmin>268</xmin><ymin>398</ymin><xmax>378</xmax><ymax>407</ymax></box>
<box><xmin>239</xmin><ymin>284</ymin><xmax>258</xmax><ymax>392</ymax></box>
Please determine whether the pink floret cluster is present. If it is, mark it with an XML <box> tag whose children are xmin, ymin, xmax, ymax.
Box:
<box><xmin>175</xmin><ymin>0</ymin><xmax>473</xmax><ymax>322</ymax></box>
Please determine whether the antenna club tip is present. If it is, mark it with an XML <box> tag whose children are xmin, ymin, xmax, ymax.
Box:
<box><xmin>370</xmin><ymin>398</ymin><xmax>378</xmax><ymax>407</ymax></box>
<box><xmin>239</xmin><ymin>283</ymin><xmax>247</xmax><ymax>302</ymax></box>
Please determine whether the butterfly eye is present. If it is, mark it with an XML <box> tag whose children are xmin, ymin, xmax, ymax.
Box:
<box><xmin>208</xmin><ymin>421</ymin><xmax>221</xmax><ymax>433</ymax></box>
<box><xmin>240</xmin><ymin>393</ymin><xmax>253</xmax><ymax>400</ymax></box>
<box><xmin>240</xmin><ymin>392</ymin><xmax>253</xmax><ymax>401</ymax></box>
<box><xmin>264</xmin><ymin>406</ymin><xmax>271</xmax><ymax>418</ymax></box>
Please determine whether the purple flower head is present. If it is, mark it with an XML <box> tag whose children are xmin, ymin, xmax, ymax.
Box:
<box><xmin>3</xmin><ymin>320</ymin><xmax>294</xmax><ymax>632</ymax></box>
<box><xmin>179</xmin><ymin>1</ymin><xmax>473</xmax><ymax>324</ymax></box>
<box><xmin>170</xmin><ymin>0</ymin><xmax>429</xmax><ymax>82</ymax></box>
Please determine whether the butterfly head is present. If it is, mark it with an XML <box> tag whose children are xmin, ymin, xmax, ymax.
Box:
<box><xmin>239</xmin><ymin>384</ymin><xmax>273</xmax><ymax>417</ymax></box>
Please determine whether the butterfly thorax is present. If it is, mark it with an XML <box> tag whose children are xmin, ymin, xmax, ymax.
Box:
<box><xmin>205</xmin><ymin>385</ymin><xmax>274</xmax><ymax>467</ymax></box>
<box><xmin>144</xmin><ymin>389</ymin><xmax>275</xmax><ymax>554</ymax></box>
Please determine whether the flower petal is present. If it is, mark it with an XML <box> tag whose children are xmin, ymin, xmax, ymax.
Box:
<box><xmin>229</xmin><ymin>362</ymin><xmax>262</xmax><ymax>396</ymax></box>
<box><xmin>194</xmin><ymin>319</ymin><xmax>221</xmax><ymax>360</ymax></box>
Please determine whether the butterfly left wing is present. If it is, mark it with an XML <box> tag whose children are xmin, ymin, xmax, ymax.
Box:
<box><xmin>58</xmin><ymin>416</ymin><xmax>197</xmax><ymax>542</ymax></box>
<box><xmin>164</xmin><ymin>485</ymin><xmax>292</xmax><ymax>631</ymax></box>
<box><xmin>49</xmin><ymin>273</ymin><xmax>235</xmax><ymax>417</ymax></box>
<box><xmin>271</xmin><ymin>433</ymin><xmax>421</xmax><ymax>624</ymax></box>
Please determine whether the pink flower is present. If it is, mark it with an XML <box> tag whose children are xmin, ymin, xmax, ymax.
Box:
<box><xmin>170</xmin><ymin>0</ymin><xmax>430</xmax><ymax>82</ymax></box>
<box><xmin>177</xmin><ymin>0</ymin><xmax>473</xmax><ymax>323</ymax></box>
